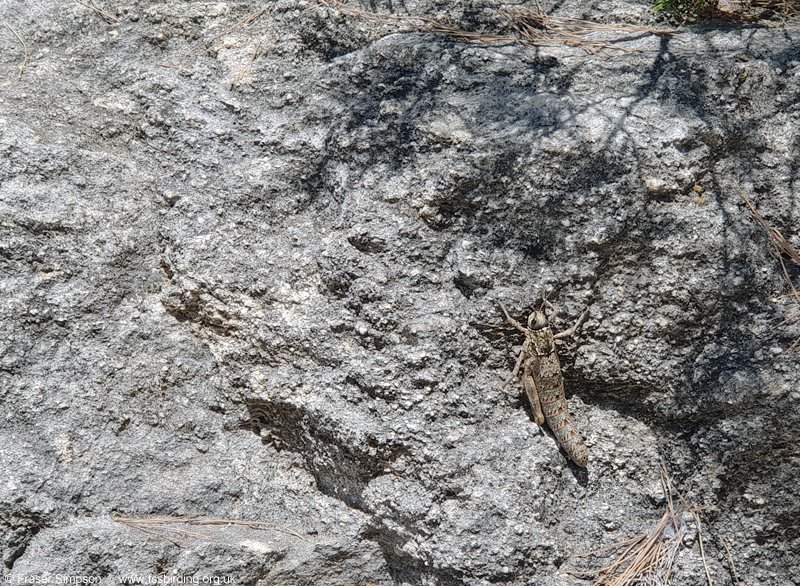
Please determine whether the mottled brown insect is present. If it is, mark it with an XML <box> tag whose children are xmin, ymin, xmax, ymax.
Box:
<box><xmin>499</xmin><ymin>302</ymin><xmax>588</xmax><ymax>467</ymax></box>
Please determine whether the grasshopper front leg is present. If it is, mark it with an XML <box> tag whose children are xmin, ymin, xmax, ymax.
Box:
<box><xmin>498</xmin><ymin>302</ymin><xmax>527</xmax><ymax>333</ymax></box>
<box><xmin>499</xmin><ymin>301</ymin><xmax>530</xmax><ymax>389</ymax></box>
<box><xmin>502</xmin><ymin>346</ymin><xmax>527</xmax><ymax>389</ymax></box>
<box><xmin>552</xmin><ymin>308</ymin><xmax>587</xmax><ymax>340</ymax></box>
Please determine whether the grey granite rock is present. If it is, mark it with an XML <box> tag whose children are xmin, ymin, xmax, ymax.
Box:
<box><xmin>1</xmin><ymin>0</ymin><xmax>799</xmax><ymax>584</ymax></box>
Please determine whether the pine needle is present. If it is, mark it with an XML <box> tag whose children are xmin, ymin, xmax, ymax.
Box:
<box><xmin>74</xmin><ymin>0</ymin><xmax>118</xmax><ymax>23</ymax></box>
<box><xmin>311</xmin><ymin>0</ymin><xmax>676</xmax><ymax>53</ymax></box>
<box><xmin>112</xmin><ymin>514</ymin><xmax>306</xmax><ymax>544</ymax></box>
<box><xmin>184</xmin><ymin>9</ymin><xmax>264</xmax><ymax>58</ymax></box>
<box><xmin>3</xmin><ymin>22</ymin><xmax>28</xmax><ymax>80</ymax></box>
<box><xmin>734</xmin><ymin>180</ymin><xmax>800</xmax><ymax>351</ymax></box>
<box><xmin>569</xmin><ymin>464</ymin><xmax>713</xmax><ymax>586</ymax></box>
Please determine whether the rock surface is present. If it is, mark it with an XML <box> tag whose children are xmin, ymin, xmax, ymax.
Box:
<box><xmin>1</xmin><ymin>0</ymin><xmax>799</xmax><ymax>584</ymax></box>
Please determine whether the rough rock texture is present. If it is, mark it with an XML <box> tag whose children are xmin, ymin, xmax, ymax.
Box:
<box><xmin>1</xmin><ymin>0</ymin><xmax>799</xmax><ymax>584</ymax></box>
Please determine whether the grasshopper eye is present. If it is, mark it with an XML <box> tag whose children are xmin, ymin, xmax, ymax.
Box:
<box><xmin>528</xmin><ymin>311</ymin><xmax>549</xmax><ymax>330</ymax></box>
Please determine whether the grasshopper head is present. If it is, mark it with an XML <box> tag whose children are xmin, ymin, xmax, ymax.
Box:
<box><xmin>527</xmin><ymin>310</ymin><xmax>549</xmax><ymax>331</ymax></box>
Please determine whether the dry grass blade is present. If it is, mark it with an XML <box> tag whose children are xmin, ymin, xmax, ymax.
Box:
<box><xmin>775</xmin><ymin>299</ymin><xmax>800</xmax><ymax>351</ymax></box>
<box><xmin>3</xmin><ymin>22</ymin><xmax>28</xmax><ymax>80</ymax></box>
<box><xmin>230</xmin><ymin>39</ymin><xmax>262</xmax><ymax>88</ymax></box>
<box><xmin>184</xmin><ymin>9</ymin><xmax>264</xmax><ymax>58</ymax></box>
<box><xmin>112</xmin><ymin>515</ymin><xmax>208</xmax><ymax>544</ymax></box>
<box><xmin>571</xmin><ymin>534</ymin><xmax>648</xmax><ymax>562</ymax></box>
<box><xmin>198</xmin><ymin>39</ymin><xmax>227</xmax><ymax>57</ymax></box>
<box><xmin>664</xmin><ymin>469</ymin><xmax>713</xmax><ymax>586</ymax></box>
<box><xmin>230</xmin><ymin>39</ymin><xmax>278</xmax><ymax>89</ymax></box>
<box><xmin>568</xmin><ymin>464</ymin><xmax>712</xmax><ymax>586</ymax></box>
<box><xmin>734</xmin><ymin>181</ymin><xmax>800</xmax><ymax>266</ymax></box>
<box><xmin>501</xmin><ymin>3</ymin><xmax>677</xmax><ymax>53</ymax></box>
<box><xmin>734</xmin><ymin>180</ymin><xmax>800</xmax><ymax>351</ymax></box>
<box><xmin>112</xmin><ymin>514</ymin><xmax>306</xmax><ymax>544</ymax></box>
<box><xmin>75</xmin><ymin>0</ymin><xmax>118</xmax><ymax>23</ymax></box>
<box><xmin>189</xmin><ymin>517</ymin><xmax>307</xmax><ymax>541</ymax></box>
<box><xmin>718</xmin><ymin>0</ymin><xmax>800</xmax><ymax>19</ymax></box>
<box><xmin>716</xmin><ymin>532</ymin><xmax>741</xmax><ymax>586</ymax></box>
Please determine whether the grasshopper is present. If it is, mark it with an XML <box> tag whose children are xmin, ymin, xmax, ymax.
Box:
<box><xmin>499</xmin><ymin>301</ymin><xmax>588</xmax><ymax>467</ymax></box>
